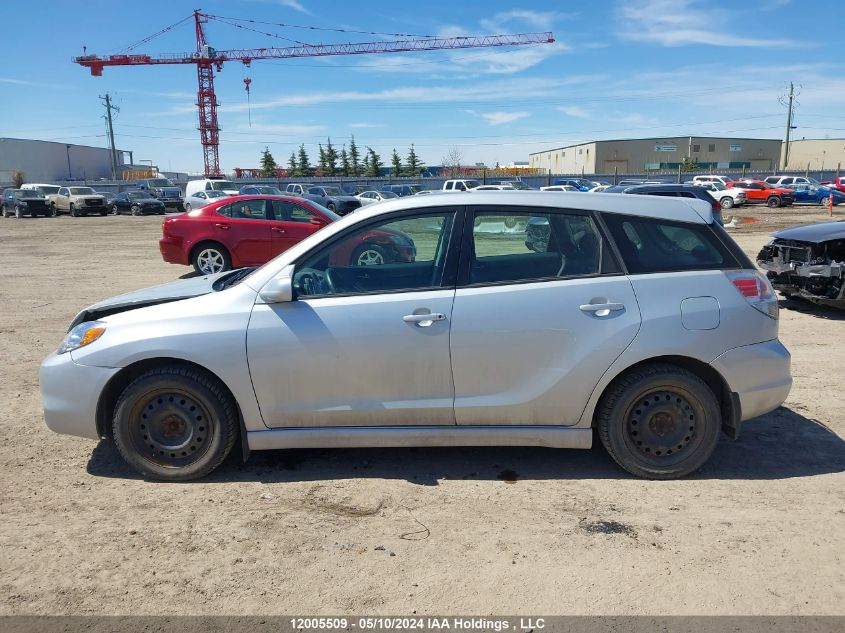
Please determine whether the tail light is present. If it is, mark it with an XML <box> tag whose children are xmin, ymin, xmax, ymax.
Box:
<box><xmin>724</xmin><ymin>270</ymin><xmax>778</xmax><ymax>319</ymax></box>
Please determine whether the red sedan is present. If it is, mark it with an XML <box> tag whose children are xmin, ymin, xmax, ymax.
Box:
<box><xmin>159</xmin><ymin>195</ymin><xmax>415</xmax><ymax>275</ymax></box>
<box><xmin>726</xmin><ymin>180</ymin><xmax>795</xmax><ymax>208</ymax></box>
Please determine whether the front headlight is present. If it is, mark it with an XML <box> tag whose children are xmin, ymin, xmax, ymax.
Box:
<box><xmin>58</xmin><ymin>321</ymin><xmax>106</xmax><ymax>354</ymax></box>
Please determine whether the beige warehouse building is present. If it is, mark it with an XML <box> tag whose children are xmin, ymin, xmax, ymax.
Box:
<box><xmin>785</xmin><ymin>138</ymin><xmax>845</xmax><ymax>171</ymax></box>
<box><xmin>529</xmin><ymin>137</ymin><xmax>782</xmax><ymax>175</ymax></box>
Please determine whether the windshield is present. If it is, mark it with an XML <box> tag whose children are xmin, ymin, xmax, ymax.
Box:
<box><xmin>382</xmin><ymin>191</ymin><xmax>398</xmax><ymax>198</ymax></box>
<box><xmin>69</xmin><ymin>187</ymin><xmax>95</xmax><ymax>195</ymax></box>
<box><xmin>210</xmin><ymin>181</ymin><xmax>236</xmax><ymax>191</ymax></box>
<box><xmin>321</xmin><ymin>187</ymin><xmax>345</xmax><ymax>196</ymax></box>
<box><xmin>710</xmin><ymin>182</ymin><xmax>727</xmax><ymax>191</ymax></box>
<box><xmin>408</xmin><ymin>185</ymin><xmax>423</xmax><ymax>193</ymax></box>
<box><xmin>148</xmin><ymin>178</ymin><xmax>174</xmax><ymax>187</ymax></box>
<box><xmin>128</xmin><ymin>192</ymin><xmax>151</xmax><ymax>200</ymax></box>
<box><xmin>257</xmin><ymin>186</ymin><xmax>282</xmax><ymax>194</ymax></box>
<box><xmin>16</xmin><ymin>190</ymin><xmax>44</xmax><ymax>198</ymax></box>
<box><xmin>507</xmin><ymin>181</ymin><xmax>531</xmax><ymax>190</ymax></box>
<box><xmin>464</xmin><ymin>180</ymin><xmax>482</xmax><ymax>189</ymax></box>
<box><xmin>34</xmin><ymin>185</ymin><xmax>60</xmax><ymax>195</ymax></box>
<box><xmin>206</xmin><ymin>191</ymin><xmax>228</xmax><ymax>198</ymax></box>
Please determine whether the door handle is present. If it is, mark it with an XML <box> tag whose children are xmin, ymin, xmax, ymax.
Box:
<box><xmin>272</xmin><ymin>227</ymin><xmax>287</xmax><ymax>234</ymax></box>
<box><xmin>403</xmin><ymin>312</ymin><xmax>446</xmax><ymax>327</ymax></box>
<box><xmin>214</xmin><ymin>223</ymin><xmax>230</xmax><ymax>230</ymax></box>
<box><xmin>580</xmin><ymin>302</ymin><xmax>625</xmax><ymax>315</ymax></box>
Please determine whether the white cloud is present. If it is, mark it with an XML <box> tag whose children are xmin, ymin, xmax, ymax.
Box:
<box><xmin>480</xmin><ymin>10</ymin><xmax>574</xmax><ymax>33</ymax></box>
<box><xmin>616</xmin><ymin>0</ymin><xmax>800</xmax><ymax>47</ymax></box>
<box><xmin>557</xmin><ymin>106</ymin><xmax>591</xmax><ymax>119</ymax></box>
<box><xmin>481</xmin><ymin>111</ymin><xmax>530</xmax><ymax>126</ymax></box>
<box><xmin>349</xmin><ymin>123</ymin><xmax>385</xmax><ymax>129</ymax></box>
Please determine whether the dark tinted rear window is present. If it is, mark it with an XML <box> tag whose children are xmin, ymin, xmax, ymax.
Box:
<box><xmin>602</xmin><ymin>214</ymin><xmax>737</xmax><ymax>274</ymax></box>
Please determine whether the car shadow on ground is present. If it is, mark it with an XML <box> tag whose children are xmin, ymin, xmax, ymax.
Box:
<box><xmin>778</xmin><ymin>298</ymin><xmax>845</xmax><ymax>320</ymax></box>
<box><xmin>86</xmin><ymin>406</ymin><xmax>845</xmax><ymax>484</ymax></box>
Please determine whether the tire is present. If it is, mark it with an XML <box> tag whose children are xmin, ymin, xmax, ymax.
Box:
<box><xmin>112</xmin><ymin>365</ymin><xmax>238</xmax><ymax>481</ymax></box>
<box><xmin>184</xmin><ymin>203</ymin><xmax>192</xmax><ymax>212</ymax></box>
<box><xmin>131</xmin><ymin>204</ymin><xmax>141</xmax><ymax>216</ymax></box>
<box><xmin>766</xmin><ymin>196</ymin><xmax>781</xmax><ymax>208</ymax></box>
<box><xmin>51</xmin><ymin>203</ymin><xmax>58</xmax><ymax>217</ymax></box>
<box><xmin>69</xmin><ymin>203</ymin><xmax>78</xmax><ymax>217</ymax></box>
<box><xmin>112</xmin><ymin>205</ymin><xmax>119</xmax><ymax>215</ymax></box>
<box><xmin>15</xmin><ymin>205</ymin><xmax>22</xmax><ymax>219</ymax></box>
<box><xmin>820</xmin><ymin>196</ymin><xmax>830</xmax><ymax>207</ymax></box>
<box><xmin>596</xmin><ymin>363</ymin><xmax>722</xmax><ymax>479</ymax></box>
<box><xmin>351</xmin><ymin>243</ymin><xmax>388</xmax><ymax>266</ymax></box>
<box><xmin>720</xmin><ymin>196</ymin><xmax>734</xmax><ymax>209</ymax></box>
<box><xmin>192</xmin><ymin>243</ymin><xmax>231</xmax><ymax>275</ymax></box>
<box><xmin>326</xmin><ymin>202</ymin><xmax>336</xmax><ymax>212</ymax></box>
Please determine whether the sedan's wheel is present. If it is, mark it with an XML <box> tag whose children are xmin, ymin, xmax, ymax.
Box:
<box><xmin>766</xmin><ymin>196</ymin><xmax>781</xmax><ymax>208</ymax></box>
<box><xmin>720</xmin><ymin>196</ymin><xmax>734</xmax><ymax>209</ymax></box>
<box><xmin>193</xmin><ymin>244</ymin><xmax>231</xmax><ymax>275</ymax></box>
<box><xmin>820</xmin><ymin>196</ymin><xmax>831</xmax><ymax>207</ymax></box>
<box><xmin>112</xmin><ymin>205</ymin><xmax>119</xmax><ymax>215</ymax></box>
<box><xmin>597</xmin><ymin>363</ymin><xmax>721</xmax><ymax>479</ymax></box>
<box><xmin>112</xmin><ymin>366</ymin><xmax>238</xmax><ymax>481</ymax></box>
<box><xmin>352</xmin><ymin>243</ymin><xmax>387</xmax><ymax>266</ymax></box>
<box><xmin>184</xmin><ymin>203</ymin><xmax>192</xmax><ymax>211</ymax></box>
<box><xmin>326</xmin><ymin>202</ymin><xmax>336</xmax><ymax>212</ymax></box>
<box><xmin>131</xmin><ymin>204</ymin><xmax>141</xmax><ymax>216</ymax></box>
<box><xmin>69</xmin><ymin>203</ymin><xmax>78</xmax><ymax>217</ymax></box>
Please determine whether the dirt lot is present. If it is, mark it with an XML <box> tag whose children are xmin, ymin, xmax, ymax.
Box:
<box><xmin>0</xmin><ymin>206</ymin><xmax>843</xmax><ymax>616</ymax></box>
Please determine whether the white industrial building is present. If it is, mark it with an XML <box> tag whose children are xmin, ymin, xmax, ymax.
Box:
<box><xmin>0</xmin><ymin>138</ymin><xmax>132</xmax><ymax>184</ymax></box>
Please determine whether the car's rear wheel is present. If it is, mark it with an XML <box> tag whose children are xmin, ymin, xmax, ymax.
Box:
<box><xmin>720</xmin><ymin>196</ymin><xmax>734</xmax><ymax>209</ymax></box>
<box><xmin>352</xmin><ymin>243</ymin><xmax>387</xmax><ymax>266</ymax></box>
<box><xmin>597</xmin><ymin>363</ymin><xmax>721</xmax><ymax>479</ymax></box>
<box><xmin>192</xmin><ymin>243</ymin><xmax>231</xmax><ymax>275</ymax></box>
<box><xmin>112</xmin><ymin>366</ymin><xmax>238</xmax><ymax>481</ymax></box>
<box><xmin>766</xmin><ymin>196</ymin><xmax>781</xmax><ymax>208</ymax></box>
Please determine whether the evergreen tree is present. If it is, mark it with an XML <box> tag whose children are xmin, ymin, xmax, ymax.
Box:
<box><xmin>288</xmin><ymin>151</ymin><xmax>298</xmax><ymax>176</ymax></box>
<box><xmin>366</xmin><ymin>147</ymin><xmax>383</xmax><ymax>177</ymax></box>
<box><xmin>390</xmin><ymin>148</ymin><xmax>403</xmax><ymax>177</ymax></box>
<box><xmin>349</xmin><ymin>135</ymin><xmax>361</xmax><ymax>175</ymax></box>
<box><xmin>405</xmin><ymin>144</ymin><xmax>424</xmax><ymax>176</ymax></box>
<box><xmin>340</xmin><ymin>146</ymin><xmax>351</xmax><ymax>177</ymax></box>
<box><xmin>297</xmin><ymin>144</ymin><xmax>311</xmax><ymax>177</ymax></box>
<box><xmin>317</xmin><ymin>144</ymin><xmax>327</xmax><ymax>175</ymax></box>
<box><xmin>260</xmin><ymin>146</ymin><xmax>278</xmax><ymax>177</ymax></box>
<box><xmin>362</xmin><ymin>152</ymin><xmax>371</xmax><ymax>177</ymax></box>
<box><xmin>325</xmin><ymin>138</ymin><xmax>338</xmax><ymax>176</ymax></box>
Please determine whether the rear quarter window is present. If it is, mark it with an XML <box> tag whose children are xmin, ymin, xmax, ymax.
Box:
<box><xmin>602</xmin><ymin>214</ymin><xmax>738</xmax><ymax>274</ymax></box>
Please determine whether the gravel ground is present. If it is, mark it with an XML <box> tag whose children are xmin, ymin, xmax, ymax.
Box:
<box><xmin>0</xmin><ymin>207</ymin><xmax>843</xmax><ymax>615</ymax></box>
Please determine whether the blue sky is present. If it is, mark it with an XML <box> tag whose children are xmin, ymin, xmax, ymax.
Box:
<box><xmin>1</xmin><ymin>0</ymin><xmax>843</xmax><ymax>174</ymax></box>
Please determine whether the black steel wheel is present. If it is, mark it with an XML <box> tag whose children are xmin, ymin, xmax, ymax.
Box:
<box><xmin>112</xmin><ymin>365</ymin><xmax>238</xmax><ymax>481</ymax></box>
<box><xmin>766</xmin><ymin>196</ymin><xmax>781</xmax><ymax>208</ymax></box>
<box><xmin>597</xmin><ymin>363</ymin><xmax>721</xmax><ymax>479</ymax></box>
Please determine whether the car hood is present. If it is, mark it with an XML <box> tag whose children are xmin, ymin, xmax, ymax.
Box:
<box><xmin>68</xmin><ymin>271</ymin><xmax>231</xmax><ymax>330</ymax></box>
<box><xmin>772</xmin><ymin>221</ymin><xmax>845</xmax><ymax>243</ymax></box>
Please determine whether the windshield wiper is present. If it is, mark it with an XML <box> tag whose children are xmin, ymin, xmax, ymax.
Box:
<box><xmin>213</xmin><ymin>267</ymin><xmax>257</xmax><ymax>291</ymax></box>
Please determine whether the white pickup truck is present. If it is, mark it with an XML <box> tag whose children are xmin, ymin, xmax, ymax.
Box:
<box><xmin>47</xmin><ymin>186</ymin><xmax>109</xmax><ymax>216</ymax></box>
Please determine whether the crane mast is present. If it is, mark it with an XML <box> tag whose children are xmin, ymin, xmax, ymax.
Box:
<box><xmin>75</xmin><ymin>10</ymin><xmax>554</xmax><ymax>176</ymax></box>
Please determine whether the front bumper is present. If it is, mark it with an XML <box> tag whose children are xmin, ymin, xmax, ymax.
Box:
<box><xmin>40</xmin><ymin>352</ymin><xmax>120</xmax><ymax>440</ymax></box>
<box><xmin>711</xmin><ymin>339</ymin><xmax>792</xmax><ymax>422</ymax></box>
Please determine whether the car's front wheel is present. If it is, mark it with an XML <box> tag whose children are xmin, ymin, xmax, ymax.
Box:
<box><xmin>352</xmin><ymin>243</ymin><xmax>388</xmax><ymax>266</ymax></box>
<box><xmin>819</xmin><ymin>196</ymin><xmax>831</xmax><ymax>207</ymax></box>
<box><xmin>192</xmin><ymin>243</ymin><xmax>231</xmax><ymax>275</ymax></box>
<box><xmin>766</xmin><ymin>196</ymin><xmax>782</xmax><ymax>208</ymax></box>
<box><xmin>51</xmin><ymin>204</ymin><xmax>59</xmax><ymax>217</ymax></box>
<box><xmin>720</xmin><ymin>196</ymin><xmax>734</xmax><ymax>209</ymax></box>
<box><xmin>15</xmin><ymin>205</ymin><xmax>23</xmax><ymax>219</ymax></box>
<box><xmin>326</xmin><ymin>202</ymin><xmax>336</xmax><ymax>212</ymax></box>
<box><xmin>130</xmin><ymin>204</ymin><xmax>141</xmax><ymax>216</ymax></box>
<box><xmin>69</xmin><ymin>203</ymin><xmax>78</xmax><ymax>217</ymax></box>
<box><xmin>596</xmin><ymin>363</ymin><xmax>721</xmax><ymax>479</ymax></box>
<box><xmin>112</xmin><ymin>365</ymin><xmax>238</xmax><ymax>481</ymax></box>
<box><xmin>184</xmin><ymin>203</ymin><xmax>192</xmax><ymax>211</ymax></box>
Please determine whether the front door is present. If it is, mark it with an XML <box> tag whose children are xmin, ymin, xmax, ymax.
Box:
<box><xmin>215</xmin><ymin>199</ymin><xmax>272</xmax><ymax>266</ymax></box>
<box><xmin>267</xmin><ymin>199</ymin><xmax>322</xmax><ymax>256</ymax></box>
<box><xmin>450</xmin><ymin>207</ymin><xmax>642</xmax><ymax>426</ymax></box>
<box><xmin>247</xmin><ymin>208</ymin><xmax>462</xmax><ymax>428</ymax></box>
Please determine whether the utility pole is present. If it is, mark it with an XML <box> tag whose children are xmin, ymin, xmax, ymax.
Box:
<box><xmin>100</xmin><ymin>93</ymin><xmax>119</xmax><ymax>180</ymax></box>
<box><xmin>781</xmin><ymin>82</ymin><xmax>795</xmax><ymax>170</ymax></box>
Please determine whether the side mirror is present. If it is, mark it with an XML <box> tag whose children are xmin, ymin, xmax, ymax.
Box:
<box><xmin>310</xmin><ymin>215</ymin><xmax>328</xmax><ymax>227</ymax></box>
<box><xmin>258</xmin><ymin>265</ymin><xmax>294</xmax><ymax>304</ymax></box>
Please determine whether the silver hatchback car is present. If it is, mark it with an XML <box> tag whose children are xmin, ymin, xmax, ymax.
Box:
<box><xmin>41</xmin><ymin>192</ymin><xmax>791</xmax><ymax>481</ymax></box>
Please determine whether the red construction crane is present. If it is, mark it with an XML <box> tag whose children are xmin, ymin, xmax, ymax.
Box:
<box><xmin>75</xmin><ymin>10</ymin><xmax>554</xmax><ymax>176</ymax></box>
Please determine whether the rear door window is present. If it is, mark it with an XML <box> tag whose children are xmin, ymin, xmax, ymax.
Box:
<box><xmin>602</xmin><ymin>214</ymin><xmax>737</xmax><ymax>274</ymax></box>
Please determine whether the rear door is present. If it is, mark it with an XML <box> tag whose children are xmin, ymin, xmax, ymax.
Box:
<box><xmin>450</xmin><ymin>206</ymin><xmax>642</xmax><ymax>426</ymax></box>
<box><xmin>214</xmin><ymin>199</ymin><xmax>271</xmax><ymax>266</ymax></box>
